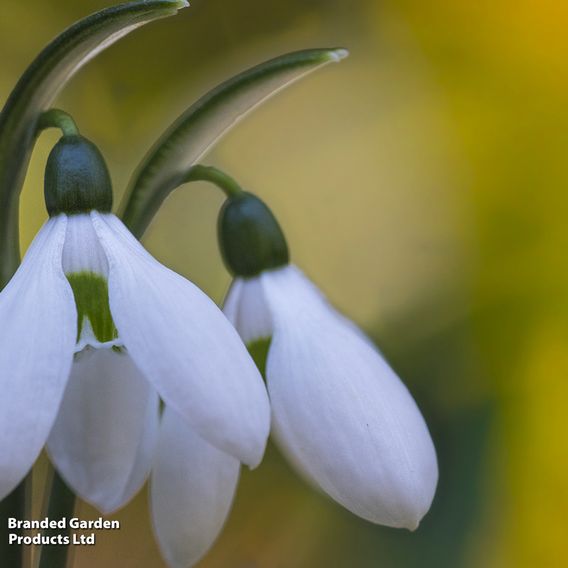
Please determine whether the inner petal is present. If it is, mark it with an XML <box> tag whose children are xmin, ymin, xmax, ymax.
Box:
<box><xmin>63</xmin><ymin>214</ymin><xmax>120</xmax><ymax>350</ymax></box>
<box><xmin>67</xmin><ymin>272</ymin><xmax>119</xmax><ymax>349</ymax></box>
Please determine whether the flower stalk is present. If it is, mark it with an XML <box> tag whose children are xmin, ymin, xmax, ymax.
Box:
<box><xmin>0</xmin><ymin>476</ymin><xmax>29</xmax><ymax>568</ymax></box>
<box><xmin>164</xmin><ymin>164</ymin><xmax>290</xmax><ymax>277</ymax></box>
<box><xmin>36</xmin><ymin>110</ymin><xmax>80</xmax><ymax>138</ymax></box>
<box><xmin>181</xmin><ymin>165</ymin><xmax>244</xmax><ymax>198</ymax></box>
<box><xmin>37</xmin><ymin>468</ymin><xmax>75</xmax><ymax>568</ymax></box>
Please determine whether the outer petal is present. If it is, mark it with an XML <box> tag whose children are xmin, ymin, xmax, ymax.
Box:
<box><xmin>0</xmin><ymin>216</ymin><xmax>76</xmax><ymax>499</ymax></box>
<box><xmin>91</xmin><ymin>212</ymin><xmax>270</xmax><ymax>468</ymax></box>
<box><xmin>262</xmin><ymin>265</ymin><xmax>438</xmax><ymax>530</ymax></box>
<box><xmin>151</xmin><ymin>407</ymin><xmax>240</xmax><ymax>568</ymax></box>
<box><xmin>47</xmin><ymin>347</ymin><xmax>159</xmax><ymax>514</ymax></box>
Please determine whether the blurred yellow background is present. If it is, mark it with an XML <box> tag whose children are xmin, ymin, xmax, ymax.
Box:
<box><xmin>1</xmin><ymin>0</ymin><xmax>567</xmax><ymax>566</ymax></box>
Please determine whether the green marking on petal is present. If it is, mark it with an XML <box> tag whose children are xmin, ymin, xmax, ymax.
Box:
<box><xmin>66</xmin><ymin>272</ymin><xmax>118</xmax><ymax>345</ymax></box>
<box><xmin>247</xmin><ymin>338</ymin><xmax>272</xmax><ymax>379</ymax></box>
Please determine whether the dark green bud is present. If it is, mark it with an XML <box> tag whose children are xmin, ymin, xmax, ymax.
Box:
<box><xmin>44</xmin><ymin>135</ymin><xmax>113</xmax><ymax>216</ymax></box>
<box><xmin>218</xmin><ymin>192</ymin><xmax>289</xmax><ymax>277</ymax></box>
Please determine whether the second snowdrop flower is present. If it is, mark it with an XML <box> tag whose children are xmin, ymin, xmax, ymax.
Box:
<box><xmin>0</xmin><ymin>135</ymin><xmax>270</xmax><ymax>513</ymax></box>
<box><xmin>219</xmin><ymin>189</ymin><xmax>439</xmax><ymax>530</ymax></box>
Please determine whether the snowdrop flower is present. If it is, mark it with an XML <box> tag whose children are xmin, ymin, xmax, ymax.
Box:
<box><xmin>0</xmin><ymin>135</ymin><xmax>270</xmax><ymax>533</ymax></box>
<box><xmin>219</xmin><ymin>191</ymin><xmax>438</xmax><ymax>530</ymax></box>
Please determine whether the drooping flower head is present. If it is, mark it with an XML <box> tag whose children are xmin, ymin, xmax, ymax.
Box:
<box><xmin>0</xmin><ymin>134</ymin><xmax>270</xmax><ymax>521</ymax></box>
<box><xmin>217</xmin><ymin>188</ymin><xmax>439</xmax><ymax>530</ymax></box>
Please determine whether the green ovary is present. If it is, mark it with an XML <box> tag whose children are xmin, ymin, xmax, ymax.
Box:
<box><xmin>67</xmin><ymin>271</ymin><xmax>118</xmax><ymax>344</ymax></box>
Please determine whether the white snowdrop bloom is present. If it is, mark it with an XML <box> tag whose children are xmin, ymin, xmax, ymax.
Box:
<box><xmin>219</xmin><ymin>192</ymin><xmax>438</xmax><ymax>531</ymax></box>
<box><xmin>0</xmin><ymin>136</ymin><xmax>270</xmax><ymax>519</ymax></box>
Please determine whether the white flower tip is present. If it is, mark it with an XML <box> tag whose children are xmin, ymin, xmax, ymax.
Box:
<box><xmin>384</xmin><ymin>451</ymin><xmax>437</xmax><ymax>531</ymax></box>
<box><xmin>365</xmin><ymin>496</ymin><xmax>428</xmax><ymax>532</ymax></box>
<box><xmin>386</xmin><ymin>465</ymin><xmax>438</xmax><ymax>531</ymax></box>
<box><xmin>244</xmin><ymin>455</ymin><xmax>262</xmax><ymax>471</ymax></box>
<box><xmin>214</xmin><ymin>412</ymin><xmax>270</xmax><ymax>470</ymax></box>
<box><xmin>405</xmin><ymin>518</ymin><xmax>420</xmax><ymax>532</ymax></box>
<box><xmin>176</xmin><ymin>0</ymin><xmax>190</xmax><ymax>8</ymax></box>
<box><xmin>329</xmin><ymin>48</ymin><xmax>349</xmax><ymax>62</ymax></box>
<box><xmin>240</xmin><ymin>432</ymin><xmax>269</xmax><ymax>470</ymax></box>
<box><xmin>396</xmin><ymin>508</ymin><xmax>423</xmax><ymax>532</ymax></box>
<box><xmin>97</xmin><ymin>503</ymin><xmax>119</xmax><ymax>517</ymax></box>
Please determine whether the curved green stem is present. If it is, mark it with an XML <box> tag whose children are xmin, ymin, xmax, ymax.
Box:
<box><xmin>37</xmin><ymin>467</ymin><xmax>76</xmax><ymax>568</ymax></box>
<box><xmin>36</xmin><ymin>110</ymin><xmax>80</xmax><ymax>138</ymax></box>
<box><xmin>125</xmin><ymin>164</ymin><xmax>248</xmax><ymax>240</ymax></box>
<box><xmin>182</xmin><ymin>165</ymin><xmax>244</xmax><ymax>198</ymax></box>
<box><xmin>0</xmin><ymin>474</ymin><xmax>31</xmax><ymax>568</ymax></box>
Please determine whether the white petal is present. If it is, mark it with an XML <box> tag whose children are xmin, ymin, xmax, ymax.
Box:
<box><xmin>91</xmin><ymin>212</ymin><xmax>270</xmax><ymax>467</ymax></box>
<box><xmin>47</xmin><ymin>348</ymin><xmax>159</xmax><ymax>513</ymax></box>
<box><xmin>62</xmin><ymin>213</ymin><xmax>108</xmax><ymax>275</ymax></box>
<box><xmin>0</xmin><ymin>216</ymin><xmax>76</xmax><ymax>499</ymax></box>
<box><xmin>223</xmin><ymin>277</ymin><xmax>272</xmax><ymax>343</ymax></box>
<box><xmin>151</xmin><ymin>407</ymin><xmax>240</xmax><ymax>568</ymax></box>
<box><xmin>262</xmin><ymin>265</ymin><xmax>438</xmax><ymax>530</ymax></box>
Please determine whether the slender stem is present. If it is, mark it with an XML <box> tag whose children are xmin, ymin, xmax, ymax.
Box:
<box><xmin>37</xmin><ymin>468</ymin><xmax>75</xmax><ymax>568</ymax></box>
<box><xmin>0</xmin><ymin>474</ymin><xmax>30</xmax><ymax>568</ymax></box>
<box><xmin>36</xmin><ymin>110</ymin><xmax>80</xmax><ymax>138</ymax></box>
<box><xmin>181</xmin><ymin>165</ymin><xmax>244</xmax><ymax>198</ymax></box>
<box><xmin>123</xmin><ymin>164</ymin><xmax>247</xmax><ymax>239</ymax></box>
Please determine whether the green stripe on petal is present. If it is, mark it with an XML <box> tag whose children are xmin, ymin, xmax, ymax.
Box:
<box><xmin>67</xmin><ymin>272</ymin><xmax>118</xmax><ymax>345</ymax></box>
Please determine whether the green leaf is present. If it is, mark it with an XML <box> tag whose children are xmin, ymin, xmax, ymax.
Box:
<box><xmin>121</xmin><ymin>47</ymin><xmax>348</xmax><ymax>238</ymax></box>
<box><xmin>0</xmin><ymin>0</ymin><xmax>188</xmax><ymax>288</ymax></box>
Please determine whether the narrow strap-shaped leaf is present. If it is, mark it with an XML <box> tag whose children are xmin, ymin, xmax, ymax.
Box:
<box><xmin>0</xmin><ymin>0</ymin><xmax>188</xmax><ymax>288</ymax></box>
<box><xmin>121</xmin><ymin>47</ymin><xmax>348</xmax><ymax>238</ymax></box>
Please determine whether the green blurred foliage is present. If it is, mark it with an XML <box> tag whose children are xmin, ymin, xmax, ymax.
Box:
<box><xmin>1</xmin><ymin>0</ymin><xmax>566</xmax><ymax>566</ymax></box>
